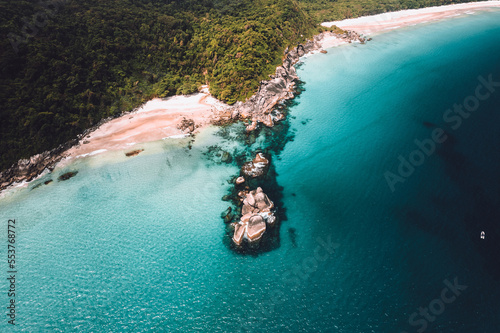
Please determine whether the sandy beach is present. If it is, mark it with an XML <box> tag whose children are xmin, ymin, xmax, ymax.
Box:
<box><xmin>322</xmin><ymin>1</ymin><xmax>500</xmax><ymax>35</ymax></box>
<box><xmin>64</xmin><ymin>86</ymin><xmax>228</xmax><ymax>159</ymax></box>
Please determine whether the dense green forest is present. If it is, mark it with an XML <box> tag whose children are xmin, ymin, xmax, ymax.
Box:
<box><xmin>0</xmin><ymin>0</ymin><xmax>481</xmax><ymax>170</ymax></box>
<box><xmin>0</xmin><ymin>0</ymin><xmax>317</xmax><ymax>169</ymax></box>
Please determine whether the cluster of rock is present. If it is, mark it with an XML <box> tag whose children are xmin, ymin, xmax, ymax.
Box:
<box><xmin>224</xmin><ymin>152</ymin><xmax>278</xmax><ymax>247</ymax></box>
<box><xmin>232</xmin><ymin>187</ymin><xmax>276</xmax><ymax>246</ymax></box>
<box><xmin>0</xmin><ymin>140</ymin><xmax>76</xmax><ymax>191</ymax></box>
<box><xmin>177</xmin><ymin>117</ymin><xmax>196</xmax><ymax>133</ymax></box>
<box><xmin>213</xmin><ymin>31</ymin><xmax>370</xmax><ymax>132</ymax></box>
<box><xmin>230</xmin><ymin>57</ymin><xmax>298</xmax><ymax>132</ymax></box>
<box><xmin>332</xmin><ymin>30</ymin><xmax>370</xmax><ymax>44</ymax></box>
<box><xmin>0</xmin><ymin>112</ymin><xmax>119</xmax><ymax>192</ymax></box>
<box><xmin>215</xmin><ymin>35</ymin><xmax>330</xmax><ymax>132</ymax></box>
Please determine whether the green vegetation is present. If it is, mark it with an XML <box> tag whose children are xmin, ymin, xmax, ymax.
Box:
<box><xmin>297</xmin><ymin>0</ymin><xmax>482</xmax><ymax>23</ymax></box>
<box><xmin>0</xmin><ymin>0</ymin><xmax>483</xmax><ymax>170</ymax></box>
<box><xmin>0</xmin><ymin>0</ymin><xmax>317</xmax><ymax>169</ymax></box>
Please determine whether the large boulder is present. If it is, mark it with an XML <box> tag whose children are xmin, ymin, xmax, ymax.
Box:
<box><xmin>241</xmin><ymin>203</ymin><xmax>254</xmax><ymax>216</ymax></box>
<box><xmin>244</xmin><ymin>191</ymin><xmax>256</xmax><ymax>206</ymax></box>
<box><xmin>233</xmin><ymin>224</ymin><xmax>246</xmax><ymax>246</ymax></box>
<box><xmin>221</xmin><ymin>151</ymin><xmax>232</xmax><ymax>163</ymax></box>
<box><xmin>246</xmin><ymin>215</ymin><xmax>266</xmax><ymax>241</ymax></box>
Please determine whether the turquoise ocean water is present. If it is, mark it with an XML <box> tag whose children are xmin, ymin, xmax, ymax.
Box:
<box><xmin>1</xmin><ymin>10</ymin><xmax>500</xmax><ymax>332</ymax></box>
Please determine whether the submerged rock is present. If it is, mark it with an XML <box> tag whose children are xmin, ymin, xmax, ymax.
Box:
<box><xmin>221</xmin><ymin>207</ymin><xmax>233</xmax><ymax>223</ymax></box>
<box><xmin>58</xmin><ymin>171</ymin><xmax>78</xmax><ymax>181</ymax></box>
<box><xmin>221</xmin><ymin>151</ymin><xmax>232</xmax><ymax>163</ymax></box>
<box><xmin>125</xmin><ymin>149</ymin><xmax>144</xmax><ymax>157</ymax></box>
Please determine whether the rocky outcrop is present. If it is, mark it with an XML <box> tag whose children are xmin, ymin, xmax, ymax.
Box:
<box><xmin>177</xmin><ymin>117</ymin><xmax>196</xmax><ymax>133</ymax></box>
<box><xmin>0</xmin><ymin>111</ymin><xmax>120</xmax><ymax>191</ymax></box>
<box><xmin>331</xmin><ymin>29</ymin><xmax>366</xmax><ymax>44</ymax></box>
<box><xmin>230</xmin><ymin>60</ymin><xmax>297</xmax><ymax>132</ymax></box>
<box><xmin>224</xmin><ymin>31</ymin><xmax>369</xmax><ymax>132</ymax></box>
<box><xmin>0</xmin><ymin>139</ymin><xmax>77</xmax><ymax>191</ymax></box>
<box><xmin>231</xmin><ymin>187</ymin><xmax>277</xmax><ymax>246</ymax></box>
<box><xmin>227</xmin><ymin>152</ymin><xmax>275</xmax><ymax>247</ymax></box>
<box><xmin>226</xmin><ymin>33</ymin><xmax>332</xmax><ymax>132</ymax></box>
<box><xmin>241</xmin><ymin>153</ymin><xmax>269</xmax><ymax>178</ymax></box>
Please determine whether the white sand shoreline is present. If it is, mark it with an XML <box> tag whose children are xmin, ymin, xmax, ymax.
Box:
<box><xmin>64</xmin><ymin>85</ymin><xmax>228</xmax><ymax>159</ymax></box>
<box><xmin>321</xmin><ymin>1</ymin><xmax>500</xmax><ymax>36</ymax></box>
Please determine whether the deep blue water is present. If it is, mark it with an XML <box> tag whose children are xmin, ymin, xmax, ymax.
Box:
<box><xmin>1</xmin><ymin>10</ymin><xmax>500</xmax><ymax>333</ymax></box>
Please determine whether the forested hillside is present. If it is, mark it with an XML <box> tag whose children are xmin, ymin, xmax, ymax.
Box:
<box><xmin>0</xmin><ymin>0</ymin><xmax>483</xmax><ymax>170</ymax></box>
<box><xmin>0</xmin><ymin>0</ymin><xmax>317</xmax><ymax>169</ymax></box>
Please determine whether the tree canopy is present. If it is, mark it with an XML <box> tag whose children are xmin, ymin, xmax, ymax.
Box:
<box><xmin>0</xmin><ymin>0</ymin><xmax>481</xmax><ymax>170</ymax></box>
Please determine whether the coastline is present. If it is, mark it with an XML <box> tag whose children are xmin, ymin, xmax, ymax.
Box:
<box><xmin>1</xmin><ymin>1</ymin><xmax>500</xmax><ymax>193</ymax></box>
<box><xmin>322</xmin><ymin>0</ymin><xmax>500</xmax><ymax>35</ymax></box>
<box><xmin>65</xmin><ymin>86</ymin><xmax>226</xmax><ymax>159</ymax></box>
<box><xmin>0</xmin><ymin>31</ymin><xmax>347</xmax><ymax>193</ymax></box>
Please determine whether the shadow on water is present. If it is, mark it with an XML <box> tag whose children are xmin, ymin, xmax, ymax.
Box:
<box><xmin>401</xmin><ymin>120</ymin><xmax>500</xmax><ymax>279</ymax></box>
<box><xmin>464</xmin><ymin>186</ymin><xmax>500</xmax><ymax>280</ymax></box>
<box><xmin>436</xmin><ymin>128</ymin><xmax>500</xmax><ymax>278</ymax></box>
<box><xmin>397</xmin><ymin>125</ymin><xmax>462</xmax><ymax>243</ymax></box>
<box><xmin>209</xmin><ymin>81</ymin><xmax>306</xmax><ymax>256</ymax></box>
<box><xmin>288</xmin><ymin>228</ymin><xmax>298</xmax><ymax>248</ymax></box>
